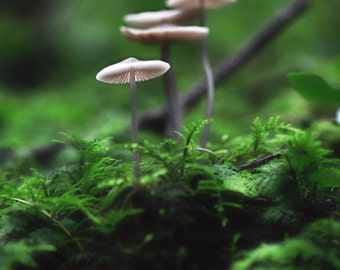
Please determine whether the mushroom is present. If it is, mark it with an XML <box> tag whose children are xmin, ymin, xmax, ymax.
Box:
<box><xmin>120</xmin><ymin>25</ymin><xmax>209</xmax><ymax>139</ymax></box>
<box><xmin>123</xmin><ymin>9</ymin><xmax>200</xmax><ymax>28</ymax></box>
<box><xmin>166</xmin><ymin>0</ymin><xmax>236</xmax><ymax>9</ymax></box>
<box><xmin>166</xmin><ymin>0</ymin><xmax>237</xmax><ymax>147</ymax></box>
<box><xmin>96</xmin><ymin>57</ymin><xmax>170</xmax><ymax>178</ymax></box>
<box><xmin>120</xmin><ymin>25</ymin><xmax>209</xmax><ymax>43</ymax></box>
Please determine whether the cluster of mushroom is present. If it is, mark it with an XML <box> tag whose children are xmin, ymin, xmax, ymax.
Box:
<box><xmin>120</xmin><ymin>0</ymin><xmax>236</xmax><ymax>144</ymax></box>
<box><xmin>96</xmin><ymin>0</ymin><xmax>237</xmax><ymax>178</ymax></box>
<box><xmin>121</xmin><ymin>9</ymin><xmax>209</xmax><ymax>141</ymax></box>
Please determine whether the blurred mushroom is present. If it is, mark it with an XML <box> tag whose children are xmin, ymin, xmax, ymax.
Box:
<box><xmin>121</xmin><ymin>25</ymin><xmax>209</xmax><ymax>139</ymax></box>
<box><xmin>166</xmin><ymin>0</ymin><xmax>237</xmax><ymax>147</ymax></box>
<box><xmin>121</xmin><ymin>25</ymin><xmax>209</xmax><ymax>43</ymax></box>
<box><xmin>96</xmin><ymin>57</ymin><xmax>170</xmax><ymax>178</ymax></box>
<box><xmin>336</xmin><ymin>108</ymin><xmax>340</xmax><ymax>125</ymax></box>
<box><xmin>123</xmin><ymin>9</ymin><xmax>200</xmax><ymax>28</ymax></box>
<box><xmin>165</xmin><ymin>0</ymin><xmax>236</xmax><ymax>8</ymax></box>
<box><xmin>166</xmin><ymin>0</ymin><xmax>236</xmax><ymax>9</ymax></box>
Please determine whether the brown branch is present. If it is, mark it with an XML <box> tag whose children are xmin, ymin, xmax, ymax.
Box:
<box><xmin>236</xmin><ymin>150</ymin><xmax>286</xmax><ymax>171</ymax></box>
<box><xmin>139</xmin><ymin>0</ymin><xmax>310</xmax><ymax>132</ymax></box>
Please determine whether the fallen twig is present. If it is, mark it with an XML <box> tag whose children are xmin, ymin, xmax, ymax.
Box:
<box><xmin>236</xmin><ymin>150</ymin><xmax>286</xmax><ymax>171</ymax></box>
<box><xmin>11</xmin><ymin>197</ymin><xmax>84</xmax><ymax>252</ymax></box>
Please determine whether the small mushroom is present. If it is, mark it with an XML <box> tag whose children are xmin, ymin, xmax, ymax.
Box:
<box><xmin>166</xmin><ymin>0</ymin><xmax>237</xmax><ymax>147</ymax></box>
<box><xmin>166</xmin><ymin>0</ymin><xmax>236</xmax><ymax>9</ymax></box>
<box><xmin>120</xmin><ymin>25</ymin><xmax>209</xmax><ymax>44</ymax></box>
<box><xmin>123</xmin><ymin>9</ymin><xmax>200</xmax><ymax>28</ymax></box>
<box><xmin>121</xmin><ymin>25</ymin><xmax>209</xmax><ymax>139</ymax></box>
<box><xmin>96</xmin><ymin>57</ymin><xmax>170</xmax><ymax>178</ymax></box>
<box><xmin>336</xmin><ymin>108</ymin><xmax>340</xmax><ymax>124</ymax></box>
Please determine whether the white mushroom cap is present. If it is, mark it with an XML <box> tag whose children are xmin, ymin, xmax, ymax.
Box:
<box><xmin>96</xmin><ymin>57</ymin><xmax>170</xmax><ymax>84</ymax></box>
<box><xmin>123</xmin><ymin>9</ymin><xmax>200</xmax><ymax>28</ymax></box>
<box><xmin>120</xmin><ymin>25</ymin><xmax>209</xmax><ymax>44</ymax></box>
<box><xmin>166</xmin><ymin>0</ymin><xmax>236</xmax><ymax>9</ymax></box>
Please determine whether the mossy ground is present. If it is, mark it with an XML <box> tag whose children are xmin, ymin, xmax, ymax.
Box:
<box><xmin>1</xmin><ymin>119</ymin><xmax>339</xmax><ymax>269</ymax></box>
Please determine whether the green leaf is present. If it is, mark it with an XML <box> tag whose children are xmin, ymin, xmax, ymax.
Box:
<box><xmin>287</xmin><ymin>73</ymin><xmax>340</xmax><ymax>103</ymax></box>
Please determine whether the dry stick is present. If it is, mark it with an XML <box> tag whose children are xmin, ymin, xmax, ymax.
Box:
<box><xmin>236</xmin><ymin>150</ymin><xmax>286</xmax><ymax>171</ymax></box>
<box><xmin>11</xmin><ymin>197</ymin><xmax>84</xmax><ymax>252</ymax></box>
<box><xmin>139</xmin><ymin>0</ymin><xmax>310</xmax><ymax>131</ymax></box>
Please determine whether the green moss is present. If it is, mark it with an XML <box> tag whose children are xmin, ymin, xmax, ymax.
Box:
<box><xmin>0</xmin><ymin>118</ymin><xmax>339</xmax><ymax>269</ymax></box>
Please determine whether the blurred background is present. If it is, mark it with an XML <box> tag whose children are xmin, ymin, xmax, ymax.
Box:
<box><xmin>1</xmin><ymin>0</ymin><xmax>340</xmax><ymax>150</ymax></box>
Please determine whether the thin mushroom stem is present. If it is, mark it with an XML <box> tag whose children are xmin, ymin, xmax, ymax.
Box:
<box><xmin>198</xmin><ymin>5</ymin><xmax>215</xmax><ymax>148</ymax></box>
<box><xmin>129</xmin><ymin>70</ymin><xmax>140</xmax><ymax>178</ymax></box>
<box><xmin>161</xmin><ymin>42</ymin><xmax>183</xmax><ymax>141</ymax></box>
